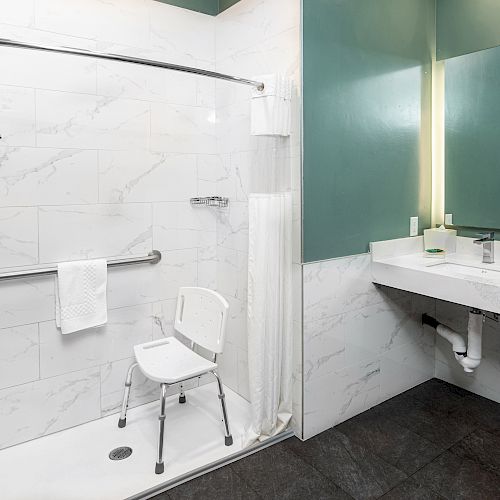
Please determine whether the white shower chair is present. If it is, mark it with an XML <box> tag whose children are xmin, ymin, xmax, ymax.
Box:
<box><xmin>117</xmin><ymin>287</ymin><xmax>233</xmax><ymax>474</ymax></box>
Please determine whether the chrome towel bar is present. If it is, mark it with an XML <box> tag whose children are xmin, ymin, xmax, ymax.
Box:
<box><xmin>0</xmin><ymin>250</ymin><xmax>161</xmax><ymax>282</ymax></box>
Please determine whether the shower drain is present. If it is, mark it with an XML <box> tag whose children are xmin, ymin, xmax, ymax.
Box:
<box><xmin>109</xmin><ymin>446</ymin><xmax>133</xmax><ymax>461</ymax></box>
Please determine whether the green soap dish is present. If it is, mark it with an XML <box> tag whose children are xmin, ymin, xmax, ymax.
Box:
<box><xmin>425</xmin><ymin>248</ymin><xmax>445</xmax><ymax>259</ymax></box>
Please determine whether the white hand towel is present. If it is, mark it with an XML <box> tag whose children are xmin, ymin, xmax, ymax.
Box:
<box><xmin>55</xmin><ymin>259</ymin><xmax>108</xmax><ymax>335</ymax></box>
<box><xmin>251</xmin><ymin>74</ymin><xmax>292</xmax><ymax>136</ymax></box>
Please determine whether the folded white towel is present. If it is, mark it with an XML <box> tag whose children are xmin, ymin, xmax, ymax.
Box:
<box><xmin>251</xmin><ymin>74</ymin><xmax>292</xmax><ymax>137</ymax></box>
<box><xmin>55</xmin><ymin>259</ymin><xmax>108</xmax><ymax>335</ymax></box>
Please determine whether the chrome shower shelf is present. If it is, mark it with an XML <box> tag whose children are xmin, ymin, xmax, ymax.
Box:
<box><xmin>190</xmin><ymin>197</ymin><xmax>229</xmax><ymax>208</ymax></box>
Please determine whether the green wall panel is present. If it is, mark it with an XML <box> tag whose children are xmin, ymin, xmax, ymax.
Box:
<box><xmin>303</xmin><ymin>0</ymin><xmax>433</xmax><ymax>262</ymax></box>
<box><xmin>155</xmin><ymin>0</ymin><xmax>240</xmax><ymax>16</ymax></box>
<box><xmin>445</xmin><ymin>46</ymin><xmax>500</xmax><ymax>228</ymax></box>
<box><xmin>437</xmin><ymin>0</ymin><xmax>500</xmax><ymax>60</ymax></box>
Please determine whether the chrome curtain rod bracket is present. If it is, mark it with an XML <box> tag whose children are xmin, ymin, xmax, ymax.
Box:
<box><xmin>0</xmin><ymin>250</ymin><xmax>162</xmax><ymax>282</ymax></box>
<box><xmin>0</xmin><ymin>38</ymin><xmax>265</xmax><ymax>91</ymax></box>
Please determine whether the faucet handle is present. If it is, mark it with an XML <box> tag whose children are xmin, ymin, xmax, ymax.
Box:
<box><xmin>474</xmin><ymin>231</ymin><xmax>495</xmax><ymax>243</ymax></box>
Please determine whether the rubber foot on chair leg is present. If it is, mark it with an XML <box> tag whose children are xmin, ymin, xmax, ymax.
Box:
<box><xmin>225</xmin><ymin>435</ymin><xmax>233</xmax><ymax>446</ymax></box>
<box><xmin>118</xmin><ymin>418</ymin><xmax>126</xmax><ymax>428</ymax></box>
<box><xmin>155</xmin><ymin>462</ymin><xmax>165</xmax><ymax>475</ymax></box>
<box><xmin>179</xmin><ymin>394</ymin><xmax>186</xmax><ymax>404</ymax></box>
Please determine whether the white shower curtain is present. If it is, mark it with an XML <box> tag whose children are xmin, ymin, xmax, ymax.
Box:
<box><xmin>245</xmin><ymin>192</ymin><xmax>293</xmax><ymax>445</ymax></box>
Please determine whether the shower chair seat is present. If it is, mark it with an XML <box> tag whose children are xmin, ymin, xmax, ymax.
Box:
<box><xmin>117</xmin><ymin>287</ymin><xmax>233</xmax><ymax>475</ymax></box>
<box><xmin>133</xmin><ymin>337</ymin><xmax>217</xmax><ymax>384</ymax></box>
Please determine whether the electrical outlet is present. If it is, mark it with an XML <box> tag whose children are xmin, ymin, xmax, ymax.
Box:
<box><xmin>410</xmin><ymin>216</ymin><xmax>419</xmax><ymax>237</ymax></box>
<box><xmin>445</xmin><ymin>213</ymin><xmax>453</xmax><ymax>225</ymax></box>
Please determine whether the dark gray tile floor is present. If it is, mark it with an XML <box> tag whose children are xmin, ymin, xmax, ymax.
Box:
<box><xmin>153</xmin><ymin>379</ymin><xmax>500</xmax><ymax>500</ymax></box>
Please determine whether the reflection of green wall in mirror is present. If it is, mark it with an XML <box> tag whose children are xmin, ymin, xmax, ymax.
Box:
<box><xmin>154</xmin><ymin>0</ymin><xmax>240</xmax><ymax>16</ymax></box>
<box><xmin>437</xmin><ymin>0</ymin><xmax>500</xmax><ymax>60</ymax></box>
<box><xmin>302</xmin><ymin>0</ymin><xmax>433</xmax><ymax>262</ymax></box>
<box><xmin>445</xmin><ymin>45</ymin><xmax>500</xmax><ymax>229</ymax></box>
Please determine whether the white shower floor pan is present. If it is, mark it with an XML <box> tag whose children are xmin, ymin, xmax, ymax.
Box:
<box><xmin>0</xmin><ymin>383</ymin><xmax>251</xmax><ymax>500</ymax></box>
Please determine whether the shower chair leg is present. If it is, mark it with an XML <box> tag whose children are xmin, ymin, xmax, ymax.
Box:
<box><xmin>155</xmin><ymin>383</ymin><xmax>168</xmax><ymax>474</ymax></box>
<box><xmin>179</xmin><ymin>384</ymin><xmax>186</xmax><ymax>404</ymax></box>
<box><xmin>211</xmin><ymin>371</ymin><xmax>233</xmax><ymax>446</ymax></box>
<box><xmin>118</xmin><ymin>362</ymin><xmax>138</xmax><ymax>428</ymax></box>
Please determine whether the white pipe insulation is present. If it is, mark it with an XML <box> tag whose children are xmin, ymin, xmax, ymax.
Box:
<box><xmin>423</xmin><ymin>309</ymin><xmax>484</xmax><ymax>373</ymax></box>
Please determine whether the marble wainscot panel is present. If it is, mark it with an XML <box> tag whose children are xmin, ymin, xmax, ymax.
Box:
<box><xmin>302</xmin><ymin>254</ymin><xmax>435</xmax><ymax>439</ymax></box>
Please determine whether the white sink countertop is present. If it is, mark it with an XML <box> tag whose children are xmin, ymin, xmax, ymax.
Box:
<box><xmin>371</xmin><ymin>236</ymin><xmax>500</xmax><ymax>314</ymax></box>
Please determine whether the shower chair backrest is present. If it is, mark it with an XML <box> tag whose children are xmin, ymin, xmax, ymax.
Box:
<box><xmin>174</xmin><ymin>287</ymin><xmax>229</xmax><ymax>355</ymax></box>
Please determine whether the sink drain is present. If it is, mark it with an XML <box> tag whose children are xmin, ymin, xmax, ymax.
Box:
<box><xmin>109</xmin><ymin>446</ymin><xmax>133</xmax><ymax>461</ymax></box>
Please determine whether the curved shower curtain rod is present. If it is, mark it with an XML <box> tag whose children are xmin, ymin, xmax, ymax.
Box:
<box><xmin>0</xmin><ymin>38</ymin><xmax>265</xmax><ymax>91</ymax></box>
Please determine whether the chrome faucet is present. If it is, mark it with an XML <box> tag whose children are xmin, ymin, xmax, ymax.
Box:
<box><xmin>474</xmin><ymin>232</ymin><xmax>495</xmax><ymax>264</ymax></box>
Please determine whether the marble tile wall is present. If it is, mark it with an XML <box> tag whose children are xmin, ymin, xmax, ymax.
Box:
<box><xmin>213</xmin><ymin>0</ymin><xmax>302</xmax><ymax>437</ymax></box>
<box><xmin>302</xmin><ymin>254</ymin><xmax>436</xmax><ymax>440</ymax></box>
<box><xmin>0</xmin><ymin>0</ymin><xmax>220</xmax><ymax>450</ymax></box>
<box><xmin>0</xmin><ymin>0</ymin><xmax>303</xmax><ymax>450</ymax></box>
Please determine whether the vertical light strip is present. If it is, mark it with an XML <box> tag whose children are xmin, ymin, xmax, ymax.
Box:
<box><xmin>431</xmin><ymin>58</ymin><xmax>445</xmax><ymax>227</ymax></box>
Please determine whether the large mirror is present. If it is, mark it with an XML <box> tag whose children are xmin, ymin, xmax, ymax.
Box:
<box><xmin>441</xmin><ymin>0</ymin><xmax>500</xmax><ymax>229</ymax></box>
<box><xmin>445</xmin><ymin>45</ymin><xmax>500</xmax><ymax>229</ymax></box>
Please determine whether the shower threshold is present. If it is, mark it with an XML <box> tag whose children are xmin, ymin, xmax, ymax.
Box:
<box><xmin>0</xmin><ymin>383</ymin><xmax>254</xmax><ymax>500</ymax></box>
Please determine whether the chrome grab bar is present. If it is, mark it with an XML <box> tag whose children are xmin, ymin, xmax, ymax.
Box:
<box><xmin>0</xmin><ymin>250</ymin><xmax>161</xmax><ymax>282</ymax></box>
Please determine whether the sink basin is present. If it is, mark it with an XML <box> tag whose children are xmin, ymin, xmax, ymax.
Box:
<box><xmin>429</xmin><ymin>262</ymin><xmax>500</xmax><ymax>282</ymax></box>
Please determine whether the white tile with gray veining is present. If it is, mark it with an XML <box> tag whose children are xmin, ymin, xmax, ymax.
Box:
<box><xmin>0</xmin><ymin>277</ymin><xmax>54</xmax><ymax>329</ymax></box>
<box><xmin>303</xmin><ymin>360</ymin><xmax>380</xmax><ymax>440</ymax></box>
<box><xmin>150</xmin><ymin>248</ymin><xmax>198</xmax><ymax>301</ymax></box>
<box><xmin>0</xmin><ymin>0</ymin><xmax>34</xmax><ymax>27</ymax></box>
<box><xmin>0</xmin><ymin>85</ymin><xmax>35</xmax><ymax>147</ymax></box>
<box><xmin>99</xmin><ymin>151</ymin><xmax>197</xmax><ymax>203</ymax></box>
<box><xmin>198</xmin><ymin>153</ymin><xmax>234</xmax><ymax>199</ymax></box>
<box><xmin>150</xmin><ymin>1</ymin><xmax>215</xmax><ymax>69</ymax></box>
<box><xmin>35</xmin><ymin>0</ymin><xmax>150</xmax><ymax>48</ymax></box>
<box><xmin>216</xmin><ymin>246</ymin><xmax>247</xmax><ymax>300</ymax></box>
<box><xmin>0</xmin><ymin>367</ymin><xmax>101</xmax><ymax>449</ymax></box>
<box><xmin>0</xmin><ymin>43</ymin><xmax>96</xmax><ymax>94</ymax></box>
<box><xmin>152</xmin><ymin>299</ymin><xmax>177</xmax><ymax>340</ymax></box>
<box><xmin>216</xmin><ymin>202</ymin><xmax>248</xmax><ymax>252</ymax></box>
<box><xmin>39</xmin><ymin>303</ymin><xmax>153</xmax><ymax>378</ymax></box>
<box><xmin>380</xmin><ymin>336</ymin><xmax>434</xmax><ymax>401</ymax></box>
<box><xmin>36</xmin><ymin>90</ymin><xmax>150</xmax><ymax>150</ymax></box>
<box><xmin>0</xmin><ymin>147</ymin><xmax>98</xmax><ymax>206</ymax></box>
<box><xmin>197</xmin><ymin>243</ymin><xmax>218</xmax><ymax>290</ymax></box>
<box><xmin>38</xmin><ymin>203</ymin><xmax>152</xmax><ymax>263</ymax></box>
<box><xmin>215</xmin><ymin>0</ymin><xmax>299</xmax><ymax>62</ymax></box>
<box><xmin>0</xmin><ymin>324</ymin><xmax>39</xmax><ymax>390</ymax></box>
<box><xmin>0</xmin><ymin>207</ymin><xmax>38</xmax><ymax>267</ymax></box>
<box><xmin>303</xmin><ymin>253</ymin><xmax>386</xmax><ymax>323</ymax></box>
<box><xmin>150</xmin><ymin>102</ymin><xmax>217</xmax><ymax>155</ymax></box>
<box><xmin>153</xmin><ymin>201</ymin><xmax>215</xmax><ymax>251</ymax></box>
